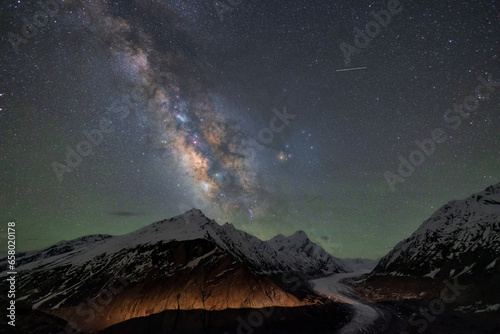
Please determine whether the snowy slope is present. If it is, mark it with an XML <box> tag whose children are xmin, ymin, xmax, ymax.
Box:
<box><xmin>1</xmin><ymin>209</ymin><xmax>347</xmax><ymax>276</ymax></box>
<box><xmin>372</xmin><ymin>183</ymin><xmax>500</xmax><ymax>279</ymax></box>
<box><xmin>1</xmin><ymin>209</ymin><xmax>347</xmax><ymax>331</ymax></box>
<box><xmin>267</xmin><ymin>231</ymin><xmax>349</xmax><ymax>275</ymax></box>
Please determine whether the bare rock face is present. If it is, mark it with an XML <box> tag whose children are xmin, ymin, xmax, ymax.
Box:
<box><xmin>47</xmin><ymin>239</ymin><xmax>310</xmax><ymax>332</ymax></box>
<box><xmin>98</xmin><ymin>304</ymin><xmax>351</xmax><ymax>334</ymax></box>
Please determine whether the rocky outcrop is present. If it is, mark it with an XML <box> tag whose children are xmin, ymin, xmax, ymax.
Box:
<box><xmin>45</xmin><ymin>239</ymin><xmax>311</xmax><ymax>332</ymax></box>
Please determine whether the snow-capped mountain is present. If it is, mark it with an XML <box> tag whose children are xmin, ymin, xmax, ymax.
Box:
<box><xmin>267</xmin><ymin>230</ymin><xmax>348</xmax><ymax>274</ymax></box>
<box><xmin>371</xmin><ymin>183</ymin><xmax>500</xmax><ymax>280</ymax></box>
<box><xmin>341</xmin><ymin>257</ymin><xmax>379</xmax><ymax>272</ymax></box>
<box><xmin>4</xmin><ymin>209</ymin><xmax>346</xmax><ymax>276</ymax></box>
<box><xmin>0</xmin><ymin>209</ymin><xmax>346</xmax><ymax>332</ymax></box>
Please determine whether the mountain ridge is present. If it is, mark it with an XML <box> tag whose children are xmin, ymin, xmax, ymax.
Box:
<box><xmin>3</xmin><ymin>208</ymin><xmax>348</xmax><ymax>276</ymax></box>
<box><xmin>0</xmin><ymin>209</ymin><xmax>348</xmax><ymax>332</ymax></box>
<box><xmin>371</xmin><ymin>183</ymin><xmax>500</xmax><ymax>280</ymax></box>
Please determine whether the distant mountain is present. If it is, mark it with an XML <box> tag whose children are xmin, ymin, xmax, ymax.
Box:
<box><xmin>0</xmin><ymin>209</ymin><xmax>348</xmax><ymax>332</ymax></box>
<box><xmin>266</xmin><ymin>230</ymin><xmax>348</xmax><ymax>275</ymax></box>
<box><xmin>371</xmin><ymin>183</ymin><xmax>500</xmax><ymax>280</ymax></box>
<box><xmin>341</xmin><ymin>257</ymin><xmax>379</xmax><ymax>272</ymax></box>
<box><xmin>362</xmin><ymin>183</ymin><xmax>500</xmax><ymax>333</ymax></box>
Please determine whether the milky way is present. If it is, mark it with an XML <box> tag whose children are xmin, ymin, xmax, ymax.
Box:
<box><xmin>79</xmin><ymin>0</ymin><xmax>268</xmax><ymax>218</ymax></box>
<box><xmin>2</xmin><ymin>0</ymin><xmax>499</xmax><ymax>258</ymax></box>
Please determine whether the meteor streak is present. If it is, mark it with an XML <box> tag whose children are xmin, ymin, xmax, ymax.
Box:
<box><xmin>336</xmin><ymin>67</ymin><xmax>367</xmax><ymax>72</ymax></box>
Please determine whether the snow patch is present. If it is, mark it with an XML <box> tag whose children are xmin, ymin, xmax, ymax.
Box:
<box><xmin>486</xmin><ymin>258</ymin><xmax>498</xmax><ymax>270</ymax></box>
<box><xmin>424</xmin><ymin>268</ymin><xmax>441</xmax><ymax>278</ymax></box>
<box><xmin>475</xmin><ymin>304</ymin><xmax>500</xmax><ymax>313</ymax></box>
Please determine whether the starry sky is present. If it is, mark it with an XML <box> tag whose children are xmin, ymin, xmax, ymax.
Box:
<box><xmin>1</xmin><ymin>0</ymin><xmax>499</xmax><ymax>259</ymax></box>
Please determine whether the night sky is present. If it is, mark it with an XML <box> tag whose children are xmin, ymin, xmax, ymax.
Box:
<box><xmin>1</xmin><ymin>0</ymin><xmax>499</xmax><ymax>259</ymax></box>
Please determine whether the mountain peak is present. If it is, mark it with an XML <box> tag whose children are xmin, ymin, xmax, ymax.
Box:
<box><xmin>185</xmin><ymin>208</ymin><xmax>205</xmax><ymax>216</ymax></box>
<box><xmin>372</xmin><ymin>182</ymin><xmax>500</xmax><ymax>279</ymax></box>
<box><xmin>270</xmin><ymin>230</ymin><xmax>309</xmax><ymax>243</ymax></box>
<box><xmin>292</xmin><ymin>230</ymin><xmax>309</xmax><ymax>238</ymax></box>
<box><xmin>171</xmin><ymin>208</ymin><xmax>210</xmax><ymax>225</ymax></box>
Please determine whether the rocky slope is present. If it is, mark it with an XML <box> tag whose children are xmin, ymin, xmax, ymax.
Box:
<box><xmin>99</xmin><ymin>304</ymin><xmax>350</xmax><ymax>334</ymax></box>
<box><xmin>0</xmin><ymin>209</ymin><xmax>346</xmax><ymax>332</ymax></box>
<box><xmin>371</xmin><ymin>183</ymin><xmax>500</xmax><ymax>280</ymax></box>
